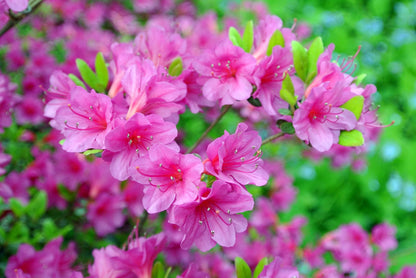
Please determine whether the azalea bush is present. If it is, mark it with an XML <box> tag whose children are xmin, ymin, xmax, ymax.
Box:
<box><xmin>1</xmin><ymin>0</ymin><xmax>415</xmax><ymax>277</ymax></box>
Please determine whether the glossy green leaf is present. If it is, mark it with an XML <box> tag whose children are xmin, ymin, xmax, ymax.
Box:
<box><xmin>277</xmin><ymin>119</ymin><xmax>295</xmax><ymax>134</ymax></box>
<box><xmin>278</xmin><ymin>108</ymin><xmax>292</xmax><ymax>116</ymax></box>
<box><xmin>338</xmin><ymin>130</ymin><xmax>365</xmax><ymax>146</ymax></box>
<box><xmin>26</xmin><ymin>190</ymin><xmax>47</xmax><ymax>220</ymax></box>
<box><xmin>253</xmin><ymin>257</ymin><xmax>269</xmax><ymax>278</ymax></box>
<box><xmin>267</xmin><ymin>29</ymin><xmax>285</xmax><ymax>56</ymax></box>
<box><xmin>242</xmin><ymin>21</ymin><xmax>254</xmax><ymax>53</ymax></box>
<box><xmin>95</xmin><ymin>52</ymin><xmax>109</xmax><ymax>92</ymax></box>
<box><xmin>168</xmin><ymin>57</ymin><xmax>183</xmax><ymax>77</ymax></box>
<box><xmin>292</xmin><ymin>41</ymin><xmax>308</xmax><ymax>82</ymax></box>
<box><xmin>248</xmin><ymin>96</ymin><xmax>262</xmax><ymax>107</ymax></box>
<box><xmin>9</xmin><ymin>198</ymin><xmax>25</xmax><ymax>217</ymax></box>
<box><xmin>152</xmin><ymin>261</ymin><xmax>164</xmax><ymax>278</ymax></box>
<box><xmin>340</xmin><ymin>95</ymin><xmax>365</xmax><ymax>120</ymax></box>
<box><xmin>306</xmin><ymin>36</ymin><xmax>324</xmax><ymax>83</ymax></box>
<box><xmin>235</xmin><ymin>257</ymin><xmax>252</xmax><ymax>278</ymax></box>
<box><xmin>76</xmin><ymin>58</ymin><xmax>98</xmax><ymax>91</ymax></box>
<box><xmin>354</xmin><ymin>73</ymin><xmax>367</xmax><ymax>85</ymax></box>
<box><xmin>280</xmin><ymin>75</ymin><xmax>297</xmax><ymax>106</ymax></box>
<box><xmin>7</xmin><ymin>221</ymin><xmax>29</xmax><ymax>243</ymax></box>
<box><xmin>68</xmin><ymin>74</ymin><xmax>86</xmax><ymax>89</ymax></box>
<box><xmin>229</xmin><ymin>27</ymin><xmax>242</xmax><ymax>47</ymax></box>
<box><xmin>83</xmin><ymin>149</ymin><xmax>103</xmax><ymax>156</ymax></box>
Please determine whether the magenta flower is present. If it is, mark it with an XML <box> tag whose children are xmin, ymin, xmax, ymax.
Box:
<box><xmin>0</xmin><ymin>73</ymin><xmax>19</xmax><ymax>131</ymax></box>
<box><xmin>54</xmin><ymin>86</ymin><xmax>113</xmax><ymax>152</ymax></box>
<box><xmin>371</xmin><ymin>223</ymin><xmax>397</xmax><ymax>251</ymax></box>
<box><xmin>258</xmin><ymin>257</ymin><xmax>299</xmax><ymax>278</ymax></box>
<box><xmin>204</xmin><ymin>123</ymin><xmax>269</xmax><ymax>186</ymax></box>
<box><xmin>44</xmin><ymin>70</ymin><xmax>76</xmax><ymax>118</ymax></box>
<box><xmin>103</xmin><ymin>113</ymin><xmax>177</xmax><ymax>181</ymax></box>
<box><xmin>86</xmin><ymin>193</ymin><xmax>125</xmax><ymax>236</ymax></box>
<box><xmin>121</xmin><ymin>59</ymin><xmax>186</xmax><ymax>119</ymax></box>
<box><xmin>133</xmin><ymin>144</ymin><xmax>202</xmax><ymax>213</ymax></box>
<box><xmin>193</xmin><ymin>40</ymin><xmax>257</xmax><ymax>106</ymax></box>
<box><xmin>252</xmin><ymin>46</ymin><xmax>295</xmax><ymax>116</ymax></box>
<box><xmin>3</xmin><ymin>0</ymin><xmax>28</xmax><ymax>12</ymax></box>
<box><xmin>89</xmin><ymin>233</ymin><xmax>165</xmax><ymax>278</ymax></box>
<box><xmin>169</xmin><ymin>180</ymin><xmax>253</xmax><ymax>251</ymax></box>
<box><xmin>0</xmin><ymin>144</ymin><xmax>11</xmax><ymax>176</ymax></box>
<box><xmin>5</xmin><ymin>237</ymin><xmax>80</xmax><ymax>278</ymax></box>
<box><xmin>293</xmin><ymin>82</ymin><xmax>358</xmax><ymax>152</ymax></box>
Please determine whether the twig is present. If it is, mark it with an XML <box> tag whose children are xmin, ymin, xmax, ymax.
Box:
<box><xmin>261</xmin><ymin>132</ymin><xmax>285</xmax><ymax>146</ymax></box>
<box><xmin>0</xmin><ymin>0</ymin><xmax>44</xmax><ymax>38</ymax></box>
<box><xmin>186</xmin><ymin>105</ymin><xmax>232</xmax><ymax>154</ymax></box>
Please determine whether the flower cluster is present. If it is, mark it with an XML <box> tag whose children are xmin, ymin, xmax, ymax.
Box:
<box><xmin>0</xmin><ymin>0</ymin><xmax>413</xmax><ymax>277</ymax></box>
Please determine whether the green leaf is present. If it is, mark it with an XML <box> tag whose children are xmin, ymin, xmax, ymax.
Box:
<box><xmin>229</xmin><ymin>27</ymin><xmax>242</xmax><ymax>47</ymax></box>
<box><xmin>9</xmin><ymin>198</ymin><xmax>25</xmax><ymax>217</ymax></box>
<box><xmin>76</xmin><ymin>58</ymin><xmax>99</xmax><ymax>91</ymax></box>
<box><xmin>292</xmin><ymin>41</ymin><xmax>308</xmax><ymax>82</ymax></box>
<box><xmin>59</xmin><ymin>139</ymin><xmax>65</xmax><ymax>146</ymax></box>
<box><xmin>280</xmin><ymin>75</ymin><xmax>296</xmax><ymax>106</ymax></box>
<box><xmin>277</xmin><ymin>120</ymin><xmax>295</xmax><ymax>134</ymax></box>
<box><xmin>354</xmin><ymin>73</ymin><xmax>367</xmax><ymax>85</ymax></box>
<box><xmin>68</xmin><ymin>74</ymin><xmax>87</xmax><ymax>89</ymax></box>
<box><xmin>267</xmin><ymin>29</ymin><xmax>285</xmax><ymax>56</ymax></box>
<box><xmin>7</xmin><ymin>221</ymin><xmax>29</xmax><ymax>243</ymax></box>
<box><xmin>340</xmin><ymin>95</ymin><xmax>365</xmax><ymax>120</ymax></box>
<box><xmin>57</xmin><ymin>184</ymin><xmax>74</xmax><ymax>202</ymax></box>
<box><xmin>152</xmin><ymin>261</ymin><xmax>165</xmax><ymax>278</ymax></box>
<box><xmin>26</xmin><ymin>191</ymin><xmax>47</xmax><ymax>220</ymax></box>
<box><xmin>235</xmin><ymin>257</ymin><xmax>252</xmax><ymax>278</ymax></box>
<box><xmin>247</xmin><ymin>96</ymin><xmax>262</xmax><ymax>107</ymax></box>
<box><xmin>338</xmin><ymin>130</ymin><xmax>365</xmax><ymax>146</ymax></box>
<box><xmin>306</xmin><ymin>37</ymin><xmax>324</xmax><ymax>83</ymax></box>
<box><xmin>95</xmin><ymin>52</ymin><xmax>109</xmax><ymax>92</ymax></box>
<box><xmin>168</xmin><ymin>57</ymin><xmax>183</xmax><ymax>77</ymax></box>
<box><xmin>253</xmin><ymin>257</ymin><xmax>269</xmax><ymax>278</ymax></box>
<box><xmin>242</xmin><ymin>21</ymin><xmax>254</xmax><ymax>53</ymax></box>
<box><xmin>83</xmin><ymin>149</ymin><xmax>103</xmax><ymax>156</ymax></box>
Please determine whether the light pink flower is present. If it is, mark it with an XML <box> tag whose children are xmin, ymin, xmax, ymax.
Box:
<box><xmin>293</xmin><ymin>82</ymin><xmax>357</xmax><ymax>152</ymax></box>
<box><xmin>103</xmin><ymin>113</ymin><xmax>177</xmax><ymax>181</ymax></box>
<box><xmin>371</xmin><ymin>223</ymin><xmax>397</xmax><ymax>251</ymax></box>
<box><xmin>133</xmin><ymin>144</ymin><xmax>202</xmax><ymax>213</ymax></box>
<box><xmin>193</xmin><ymin>40</ymin><xmax>257</xmax><ymax>106</ymax></box>
<box><xmin>169</xmin><ymin>181</ymin><xmax>253</xmax><ymax>251</ymax></box>
<box><xmin>54</xmin><ymin>86</ymin><xmax>113</xmax><ymax>152</ymax></box>
<box><xmin>204</xmin><ymin>123</ymin><xmax>269</xmax><ymax>186</ymax></box>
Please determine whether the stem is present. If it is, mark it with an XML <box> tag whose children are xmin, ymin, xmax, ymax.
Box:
<box><xmin>186</xmin><ymin>105</ymin><xmax>232</xmax><ymax>154</ymax></box>
<box><xmin>261</xmin><ymin>132</ymin><xmax>285</xmax><ymax>146</ymax></box>
<box><xmin>0</xmin><ymin>0</ymin><xmax>44</xmax><ymax>38</ymax></box>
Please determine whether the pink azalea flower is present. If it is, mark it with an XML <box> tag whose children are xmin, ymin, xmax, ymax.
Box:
<box><xmin>258</xmin><ymin>257</ymin><xmax>299</xmax><ymax>278</ymax></box>
<box><xmin>86</xmin><ymin>193</ymin><xmax>125</xmax><ymax>236</ymax></box>
<box><xmin>14</xmin><ymin>95</ymin><xmax>45</xmax><ymax>125</ymax></box>
<box><xmin>54</xmin><ymin>86</ymin><xmax>113</xmax><ymax>152</ymax></box>
<box><xmin>252</xmin><ymin>46</ymin><xmax>295</xmax><ymax>116</ymax></box>
<box><xmin>123</xmin><ymin>180</ymin><xmax>145</xmax><ymax>218</ymax></box>
<box><xmin>293</xmin><ymin>82</ymin><xmax>358</xmax><ymax>152</ymax></box>
<box><xmin>5</xmin><ymin>237</ymin><xmax>81</xmax><ymax>278</ymax></box>
<box><xmin>133</xmin><ymin>144</ymin><xmax>202</xmax><ymax>213</ymax></box>
<box><xmin>204</xmin><ymin>123</ymin><xmax>269</xmax><ymax>186</ymax></box>
<box><xmin>134</xmin><ymin>25</ymin><xmax>187</xmax><ymax>68</ymax></box>
<box><xmin>44</xmin><ymin>70</ymin><xmax>76</xmax><ymax>118</ymax></box>
<box><xmin>121</xmin><ymin>59</ymin><xmax>186</xmax><ymax>119</ymax></box>
<box><xmin>0</xmin><ymin>73</ymin><xmax>19</xmax><ymax>131</ymax></box>
<box><xmin>193</xmin><ymin>40</ymin><xmax>257</xmax><ymax>106</ymax></box>
<box><xmin>3</xmin><ymin>0</ymin><xmax>28</xmax><ymax>12</ymax></box>
<box><xmin>103</xmin><ymin>113</ymin><xmax>177</xmax><ymax>181</ymax></box>
<box><xmin>168</xmin><ymin>180</ymin><xmax>253</xmax><ymax>251</ymax></box>
<box><xmin>0</xmin><ymin>172</ymin><xmax>30</xmax><ymax>204</ymax></box>
<box><xmin>371</xmin><ymin>223</ymin><xmax>397</xmax><ymax>251</ymax></box>
<box><xmin>89</xmin><ymin>233</ymin><xmax>165</xmax><ymax>278</ymax></box>
<box><xmin>0</xmin><ymin>144</ymin><xmax>11</xmax><ymax>176</ymax></box>
<box><xmin>252</xmin><ymin>15</ymin><xmax>296</xmax><ymax>61</ymax></box>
